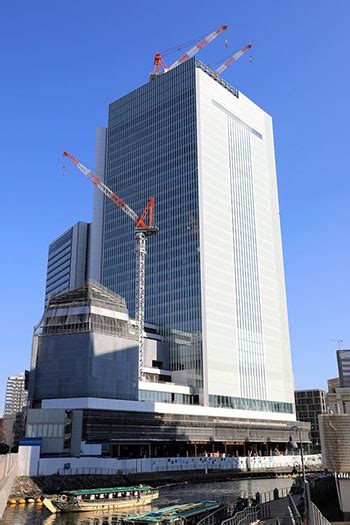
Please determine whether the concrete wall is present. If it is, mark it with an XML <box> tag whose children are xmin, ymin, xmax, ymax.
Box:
<box><xmin>0</xmin><ymin>454</ymin><xmax>18</xmax><ymax>518</ymax></box>
<box><xmin>17</xmin><ymin>450</ymin><xmax>322</xmax><ymax>477</ymax></box>
<box><xmin>319</xmin><ymin>413</ymin><xmax>350</xmax><ymax>472</ymax></box>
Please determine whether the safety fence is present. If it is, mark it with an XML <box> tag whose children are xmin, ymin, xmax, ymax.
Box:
<box><xmin>33</xmin><ymin>453</ymin><xmax>322</xmax><ymax>477</ymax></box>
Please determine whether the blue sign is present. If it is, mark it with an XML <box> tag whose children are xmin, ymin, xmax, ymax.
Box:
<box><xmin>64</xmin><ymin>463</ymin><xmax>71</xmax><ymax>470</ymax></box>
<box><xmin>19</xmin><ymin>438</ymin><xmax>42</xmax><ymax>446</ymax></box>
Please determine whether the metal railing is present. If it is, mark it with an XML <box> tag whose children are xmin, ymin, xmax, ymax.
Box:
<box><xmin>221</xmin><ymin>505</ymin><xmax>260</xmax><ymax>525</ymax></box>
<box><xmin>259</xmin><ymin>486</ymin><xmax>289</xmax><ymax>503</ymax></box>
<box><xmin>288</xmin><ymin>494</ymin><xmax>302</xmax><ymax>525</ymax></box>
<box><xmin>311</xmin><ymin>501</ymin><xmax>331</xmax><ymax>525</ymax></box>
<box><xmin>197</xmin><ymin>486</ymin><xmax>289</xmax><ymax>525</ymax></box>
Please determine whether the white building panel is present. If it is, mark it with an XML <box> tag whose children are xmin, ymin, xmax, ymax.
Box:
<box><xmin>196</xmin><ymin>67</ymin><xmax>294</xmax><ymax>411</ymax></box>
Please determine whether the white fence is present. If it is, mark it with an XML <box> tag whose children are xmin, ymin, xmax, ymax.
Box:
<box><xmin>18</xmin><ymin>451</ymin><xmax>322</xmax><ymax>477</ymax></box>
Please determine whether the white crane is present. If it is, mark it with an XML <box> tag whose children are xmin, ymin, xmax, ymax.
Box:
<box><xmin>63</xmin><ymin>151</ymin><xmax>158</xmax><ymax>382</ymax></box>
<box><xmin>215</xmin><ymin>43</ymin><xmax>253</xmax><ymax>76</ymax></box>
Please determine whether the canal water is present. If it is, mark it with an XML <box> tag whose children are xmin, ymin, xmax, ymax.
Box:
<box><xmin>1</xmin><ymin>477</ymin><xmax>293</xmax><ymax>524</ymax></box>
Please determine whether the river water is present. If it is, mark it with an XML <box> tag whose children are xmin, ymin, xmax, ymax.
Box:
<box><xmin>1</xmin><ymin>477</ymin><xmax>293</xmax><ymax>524</ymax></box>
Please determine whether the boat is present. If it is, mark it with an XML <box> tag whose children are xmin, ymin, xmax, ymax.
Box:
<box><xmin>123</xmin><ymin>501</ymin><xmax>223</xmax><ymax>524</ymax></box>
<box><xmin>42</xmin><ymin>485</ymin><xmax>159</xmax><ymax>513</ymax></box>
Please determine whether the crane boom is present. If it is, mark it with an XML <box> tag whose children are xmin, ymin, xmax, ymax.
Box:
<box><xmin>215</xmin><ymin>43</ymin><xmax>252</xmax><ymax>75</ymax></box>
<box><xmin>63</xmin><ymin>151</ymin><xmax>139</xmax><ymax>224</ymax></box>
<box><xmin>165</xmin><ymin>24</ymin><xmax>228</xmax><ymax>72</ymax></box>
<box><xmin>64</xmin><ymin>151</ymin><xmax>158</xmax><ymax>383</ymax></box>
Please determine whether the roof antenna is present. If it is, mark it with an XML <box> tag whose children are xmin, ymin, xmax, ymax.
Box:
<box><xmin>331</xmin><ymin>339</ymin><xmax>343</xmax><ymax>350</ymax></box>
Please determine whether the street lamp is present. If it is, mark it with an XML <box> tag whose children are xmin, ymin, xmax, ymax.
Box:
<box><xmin>288</xmin><ymin>425</ymin><xmax>312</xmax><ymax>525</ymax></box>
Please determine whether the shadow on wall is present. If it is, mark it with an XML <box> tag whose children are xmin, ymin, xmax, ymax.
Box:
<box><xmin>29</xmin><ymin>332</ymin><xmax>139</xmax><ymax>405</ymax></box>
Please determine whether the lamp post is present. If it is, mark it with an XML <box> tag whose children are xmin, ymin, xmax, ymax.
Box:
<box><xmin>288</xmin><ymin>425</ymin><xmax>312</xmax><ymax>525</ymax></box>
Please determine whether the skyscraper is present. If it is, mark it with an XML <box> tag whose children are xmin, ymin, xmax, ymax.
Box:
<box><xmin>337</xmin><ymin>349</ymin><xmax>350</xmax><ymax>387</ymax></box>
<box><xmin>99</xmin><ymin>58</ymin><xmax>294</xmax><ymax>416</ymax></box>
<box><xmin>45</xmin><ymin>221</ymin><xmax>90</xmax><ymax>303</ymax></box>
<box><xmin>4</xmin><ymin>373</ymin><xmax>27</xmax><ymax>415</ymax></box>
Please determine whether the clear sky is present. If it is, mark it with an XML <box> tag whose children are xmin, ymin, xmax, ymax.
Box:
<box><xmin>1</xmin><ymin>0</ymin><xmax>349</xmax><ymax>412</ymax></box>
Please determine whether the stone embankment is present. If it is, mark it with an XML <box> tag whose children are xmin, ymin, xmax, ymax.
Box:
<box><xmin>10</xmin><ymin>468</ymin><xmax>300</xmax><ymax>499</ymax></box>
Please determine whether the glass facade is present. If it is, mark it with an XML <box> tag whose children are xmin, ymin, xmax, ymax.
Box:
<box><xmin>139</xmin><ymin>390</ymin><xmax>194</xmax><ymax>404</ymax></box>
<box><xmin>45</xmin><ymin>222</ymin><xmax>89</xmax><ymax>303</ymax></box>
<box><xmin>102</xmin><ymin>59</ymin><xmax>202</xmax><ymax>389</ymax></box>
<box><xmin>209</xmin><ymin>395</ymin><xmax>294</xmax><ymax>414</ymax></box>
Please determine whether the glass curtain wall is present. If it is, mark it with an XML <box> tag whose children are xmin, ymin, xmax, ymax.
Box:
<box><xmin>102</xmin><ymin>59</ymin><xmax>203</xmax><ymax>389</ymax></box>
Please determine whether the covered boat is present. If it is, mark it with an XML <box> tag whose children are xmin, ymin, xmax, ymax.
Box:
<box><xmin>123</xmin><ymin>502</ymin><xmax>223</xmax><ymax>524</ymax></box>
<box><xmin>43</xmin><ymin>485</ymin><xmax>159</xmax><ymax>513</ymax></box>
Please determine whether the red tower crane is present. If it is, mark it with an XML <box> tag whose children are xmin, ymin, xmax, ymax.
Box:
<box><xmin>215</xmin><ymin>43</ymin><xmax>253</xmax><ymax>76</ymax></box>
<box><xmin>63</xmin><ymin>151</ymin><xmax>158</xmax><ymax>382</ymax></box>
<box><xmin>151</xmin><ymin>24</ymin><xmax>228</xmax><ymax>78</ymax></box>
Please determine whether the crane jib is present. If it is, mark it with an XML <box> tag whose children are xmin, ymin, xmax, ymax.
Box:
<box><xmin>63</xmin><ymin>149</ymin><xmax>158</xmax><ymax>381</ymax></box>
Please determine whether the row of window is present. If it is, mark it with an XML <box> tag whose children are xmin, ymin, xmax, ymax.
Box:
<box><xmin>139</xmin><ymin>390</ymin><xmax>195</xmax><ymax>404</ymax></box>
<box><xmin>209</xmin><ymin>395</ymin><xmax>294</xmax><ymax>414</ymax></box>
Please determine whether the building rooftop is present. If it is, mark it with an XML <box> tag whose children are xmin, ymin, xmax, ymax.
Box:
<box><xmin>47</xmin><ymin>280</ymin><xmax>128</xmax><ymax>314</ymax></box>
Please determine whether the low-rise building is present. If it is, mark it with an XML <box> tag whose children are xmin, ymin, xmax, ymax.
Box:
<box><xmin>294</xmin><ymin>389</ymin><xmax>327</xmax><ymax>452</ymax></box>
<box><xmin>319</xmin><ymin>349</ymin><xmax>350</xmax><ymax>519</ymax></box>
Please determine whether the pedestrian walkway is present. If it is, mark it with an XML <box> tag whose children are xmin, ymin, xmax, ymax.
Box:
<box><xmin>261</xmin><ymin>494</ymin><xmax>302</xmax><ymax>525</ymax></box>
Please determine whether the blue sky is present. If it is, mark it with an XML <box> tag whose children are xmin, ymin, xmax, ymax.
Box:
<box><xmin>1</xmin><ymin>0</ymin><xmax>349</xmax><ymax>411</ymax></box>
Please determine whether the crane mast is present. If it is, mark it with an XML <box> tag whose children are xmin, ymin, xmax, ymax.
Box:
<box><xmin>63</xmin><ymin>151</ymin><xmax>158</xmax><ymax>382</ymax></box>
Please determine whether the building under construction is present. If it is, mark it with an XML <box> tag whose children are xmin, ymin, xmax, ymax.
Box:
<box><xmin>27</xmin><ymin>27</ymin><xmax>311</xmax><ymax>459</ymax></box>
<box><xmin>27</xmin><ymin>281</ymin><xmax>309</xmax><ymax>457</ymax></box>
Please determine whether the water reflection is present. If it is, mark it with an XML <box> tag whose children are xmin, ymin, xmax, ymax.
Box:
<box><xmin>1</xmin><ymin>478</ymin><xmax>293</xmax><ymax>524</ymax></box>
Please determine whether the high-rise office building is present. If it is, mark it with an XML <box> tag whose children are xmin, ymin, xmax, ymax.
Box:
<box><xmin>27</xmin><ymin>58</ymin><xmax>310</xmax><ymax>462</ymax></box>
<box><xmin>99</xmin><ymin>58</ymin><xmax>294</xmax><ymax>416</ymax></box>
<box><xmin>337</xmin><ymin>349</ymin><xmax>350</xmax><ymax>387</ymax></box>
<box><xmin>45</xmin><ymin>221</ymin><xmax>90</xmax><ymax>303</ymax></box>
<box><xmin>4</xmin><ymin>373</ymin><xmax>27</xmax><ymax>415</ymax></box>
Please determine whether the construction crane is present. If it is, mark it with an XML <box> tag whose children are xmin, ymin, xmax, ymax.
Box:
<box><xmin>63</xmin><ymin>151</ymin><xmax>158</xmax><ymax>382</ymax></box>
<box><xmin>151</xmin><ymin>24</ymin><xmax>228</xmax><ymax>78</ymax></box>
<box><xmin>215</xmin><ymin>43</ymin><xmax>253</xmax><ymax>76</ymax></box>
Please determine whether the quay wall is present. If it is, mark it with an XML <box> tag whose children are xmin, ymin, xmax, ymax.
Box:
<box><xmin>0</xmin><ymin>454</ymin><xmax>18</xmax><ymax>518</ymax></box>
